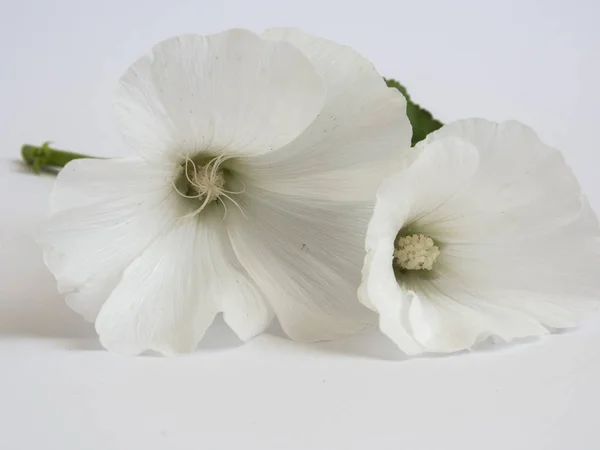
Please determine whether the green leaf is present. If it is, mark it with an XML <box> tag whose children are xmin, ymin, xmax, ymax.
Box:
<box><xmin>385</xmin><ymin>78</ymin><xmax>443</xmax><ymax>146</ymax></box>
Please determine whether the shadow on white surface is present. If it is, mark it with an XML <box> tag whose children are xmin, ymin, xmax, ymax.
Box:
<box><xmin>0</xmin><ymin>159</ymin><xmax>96</xmax><ymax>341</ymax></box>
<box><xmin>310</xmin><ymin>324</ymin><xmax>574</xmax><ymax>361</ymax></box>
<box><xmin>0</xmin><ymin>239</ymin><xmax>96</xmax><ymax>340</ymax></box>
<box><xmin>313</xmin><ymin>325</ymin><xmax>409</xmax><ymax>360</ymax></box>
<box><xmin>61</xmin><ymin>314</ymin><xmax>247</xmax><ymax>353</ymax></box>
<box><xmin>197</xmin><ymin>315</ymin><xmax>245</xmax><ymax>351</ymax></box>
<box><xmin>8</xmin><ymin>159</ymin><xmax>60</xmax><ymax>176</ymax></box>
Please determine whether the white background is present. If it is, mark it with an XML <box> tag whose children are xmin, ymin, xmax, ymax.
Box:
<box><xmin>1</xmin><ymin>0</ymin><xmax>599</xmax><ymax>449</ymax></box>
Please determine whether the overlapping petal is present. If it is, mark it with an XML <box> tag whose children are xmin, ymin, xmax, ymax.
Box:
<box><xmin>239</xmin><ymin>28</ymin><xmax>412</xmax><ymax>202</ymax></box>
<box><xmin>227</xmin><ymin>184</ymin><xmax>375</xmax><ymax>341</ymax></box>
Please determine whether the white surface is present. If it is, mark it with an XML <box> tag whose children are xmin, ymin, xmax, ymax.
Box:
<box><xmin>1</xmin><ymin>0</ymin><xmax>599</xmax><ymax>449</ymax></box>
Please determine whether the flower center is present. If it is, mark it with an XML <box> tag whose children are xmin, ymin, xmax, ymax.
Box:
<box><xmin>394</xmin><ymin>233</ymin><xmax>440</xmax><ymax>271</ymax></box>
<box><xmin>173</xmin><ymin>154</ymin><xmax>244</xmax><ymax>219</ymax></box>
<box><xmin>187</xmin><ymin>158</ymin><xmax>226</xmax><ymax>202</ymax></box>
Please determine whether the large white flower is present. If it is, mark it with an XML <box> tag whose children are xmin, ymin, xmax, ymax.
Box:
<box><xmin>359</xmin><ymin>119</ymin><xmax>600</xmax><ymax>354</ymax></box>
<box><xmin>36</xmin><ymin>28</ymin><xmax>412</xmax><ymax>354</ymax></box>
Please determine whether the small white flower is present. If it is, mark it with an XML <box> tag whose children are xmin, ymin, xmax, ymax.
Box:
<box><xmin>359</xmin><ymin>119</ymin><xmax>600</xmax><ymax>355</ymax></box>
<box><xmin>37</xmin><ymin>28</ymin><xmax>412</xmax><ymax>354</ymax></box>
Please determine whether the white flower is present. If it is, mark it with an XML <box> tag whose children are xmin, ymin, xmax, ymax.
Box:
<box><xmin>359</xmin><ymin>119</ymin><xmax>600</xmax><ymax>355</ymax></box>
<box><xmin>37</xmin><ymin>28</ymin><xmax>412</xmax><ymax>354</ymax></box>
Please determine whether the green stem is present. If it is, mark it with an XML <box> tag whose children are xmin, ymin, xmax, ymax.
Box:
<box><xmin>21</xmin><ymin>142</ymin><xmax>98</xmax><ymax>173</ymax></box>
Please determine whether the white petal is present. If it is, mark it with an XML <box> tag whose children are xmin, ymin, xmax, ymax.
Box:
<box><xmin>95</xmin><ymin>218</ymin><xmax>214</xmax><ymax>354</ymax></box>
<box><xmin>220</xmin><ymin>277</ymin><xmax>273</xmax><ymax>342</ymax></box>
<box><xmin>37</xmin><ymin>158</ymin><xmax>178</xmax><ymax>297</ymax></box>
<box><xmin>403</xmin><ymin>273</ymin><xmax>549</xmax><ymax>353</ymax></box>
<box><xmin>204</xmin><ymin>212</ymin><xmax>273</xmax><ymax>341</ymax></box>
<box><xmin>227</xmin><ymin>185</ymin><xmax>375</xmax><ymax>342</ymax></box>
<box><xmin>95</xmin><ymin>208</ymin><xmax>272</xmax><ymax>354</ymax></box>
<box><xmin>114</xmin><ymin>29</ymin><xmax>325</xmax><ymax>162</ymax></box>
<box><xmin>358</xmin><ymin>248</ymin><xmax>423</xmax><ymax>355</ymax></box>
<box><xmin>262</xmin><ymin>28</ymin><xmax>387</xmax><ymax>102</ymax></box>
<box><xmin>240</xmin><ymin>28</ymin><xmax>412</xmax><ymax>201</ymax></box>
<box><xmin>64</xmin><ymin>271</ymin><xmax>121</xmax><ymax>322</ymax></box>
<box><xmin>421</xmin><ymin>119</ymin><xmax>586</xmax><ymax>240</ymax></box>
<box><xmin>374</xmin><ymin>136</ymin><xmax>480</xmax><ymax>230</ymax></box>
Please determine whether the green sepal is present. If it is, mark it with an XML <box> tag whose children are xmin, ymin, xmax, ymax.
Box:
<box><xmin>385</xmin><ymin>78</ymin><xmax>443</xmax><ymax>146</ymax></box>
